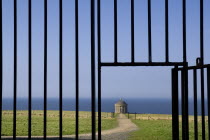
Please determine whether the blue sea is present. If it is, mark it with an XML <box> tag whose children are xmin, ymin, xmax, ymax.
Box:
<box><xmin>2</xmin><ymin>98</ymin><xmax>209</xmax><ymax>115</ymax></box>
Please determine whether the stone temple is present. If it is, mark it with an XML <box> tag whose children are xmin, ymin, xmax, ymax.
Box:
<box><xmin>115</xmin><ymin>98</ymin><xmax>128</xmax><ymax>113</ymax></box>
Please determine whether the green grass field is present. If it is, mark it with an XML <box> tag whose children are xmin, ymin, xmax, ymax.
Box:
<box><xmin>3</xmin><ymin>111</ymin><xmax>209</xmax><ymax>139</ymax></box>
<box><xmin>128</xmin><ymin>114</ymin><xmax>209</xmax><ymax>140</ymax></box>
<box><xmin>1</xmin><ymin>110</ymin><xmax>117</xmax><ymax>136</ymax></box>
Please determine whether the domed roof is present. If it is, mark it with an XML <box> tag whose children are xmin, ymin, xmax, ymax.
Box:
<box><xmin>115</xmin><ymin>98</ymin><xmax>127</xmax><ymax>106</ymax></box>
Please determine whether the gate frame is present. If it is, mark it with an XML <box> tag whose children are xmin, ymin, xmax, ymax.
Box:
<box><xmin>96</xmin><ymin>0</ymin><xmax>206</xmax><ymax>140</ymax></box>
<box><xmin>0</xmin><ymin>0</ymin><xmax>208</xmax><ymax>140</ymax></box>
<box><xmin>171</xmin><ymin>64</ymin><xmax>210</xmax><ymax>140</ymax></box>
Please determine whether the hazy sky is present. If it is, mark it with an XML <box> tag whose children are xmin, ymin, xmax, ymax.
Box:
<box><xmin>2</xmin><ymin>0</ymin><xmax>210</xmax><ymax>99</ymax></box>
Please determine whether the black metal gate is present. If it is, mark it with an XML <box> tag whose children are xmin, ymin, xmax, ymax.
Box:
<box><xmin>172</xmin><ymin>64</ymin><xmax>210</xmax><ymax>140</ymax></box>
<box><xmin>97</xmin><ymin>0</ymin><xmax>209</xmax><ymax>140</ymax></box>
<box><xmin>0</xmin><ymin>0</ymin><xmax>210</xmax><ymax>140</ymax></box>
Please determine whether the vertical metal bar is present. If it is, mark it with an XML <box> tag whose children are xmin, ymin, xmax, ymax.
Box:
<box><xmin>131</xmin><ymin>0</ymin><xmax>134</xmax><ymax>63</ymax></box>
<box><xmin>0</xmin><ymin>0</ymin><xmax>2</xmax><ymax>138</ymax></box>
<box><xmin>59</xmin><ymin>0</ymin><xmax>63</xmax><ymax>139</ymax></box>
<box><xmin>182</xmin><ymin>0</ymin><xmax>186</xmax><ymax>63</ymax></box>
<box><xmin>75</xmin><ymin>0</ymin><xmax>79</xmax><ymax>139</ymax></box>
<box><xmin>201</xmin><ymin>68</ymin><xmax>205</xmax><ymax>140</ymax></box>
<box><xmin>172</xmin><ymin>67</ymin><xmax>179</xmax><ymax>140</ymax></box>
<box><xmin>13</xmin><ymin>0</ymin><xmax>17</xmax><ymax>139</ymax></box>
<box><xmin>44</xmin><ymin>0</ymin><xmax>47</xmax><ymax>139</ymax></box>
<box><xmin>200</xmin><ymin>1</ymin><xmax>205</xmax><ymax>139</ymax></box>
<box><xmin>114</xmin><ymin>0</ymin><xmax>117</xmax><ymax>63</ymax></box>
<box><xmin>98</xmin><ymin>67</ymin><xmax>101</xmax><ymax>139</ymax></box>
<box><xmin>182</xmin><ymin>0</ymin><xmax>188</xmax><ymax>134</ymax></box>
<box><xmin>181</xmin><ymin>69</ymin><xmax>185</xmax><ymax>140</ymax></box>
<box><xmin>28</xmin><ymin>0</ymin><xmax>32</xmax><ymax>139</ymax></box>
<box><xmin>207</xmin><ymin>67</ymin><xmax>210</xmax><ymax>140</ymax></box>
<box><xmin>193</xmin><ymin>69</ymin><xmax>198</xmax><ymax>140</ymax></box>
<box><xmin>97</xmin><ymin>0</ymin><xmax>102</xmax><ymax>139</ymax></box>
<box><xmin>200</xmin><ymin>0</ymin><xmax>204</xmax><ymax>64</ymax></box>
<box><xmin>184</xmin><ymin>66</ymin><xmax>189</xmax><ymax>140</ymax></box>
<box><xmin>91</xmin><ymin>0</ymin><xmax>96</xmax><ymax>139</ymax></box>
<box><xmin>165</xmin><ymin>0</ymin><xmax>169</xmax><ymax>62</ymax></box>
<box><xmin>181</xmin><ymin>66</ymin><xmax>189</xmax><ymax>140</ymax></box>
<box><xmin>148</xmin><ymin>0</ymin><xmax>152</xmax><ymax>63</ymax></box>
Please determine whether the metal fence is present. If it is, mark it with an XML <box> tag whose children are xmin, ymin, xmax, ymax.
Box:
<box><xmin>0</xmin><ymin>0</ymin><xmax>210</xmax><ymax>140</ymax></box>
<box><xmin>0</xmin><ymin>0</ymin><xmax>96</xmax><ymax>139</ymax></box>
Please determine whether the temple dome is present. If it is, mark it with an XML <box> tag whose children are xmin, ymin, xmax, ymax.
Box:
<box><xmin>115</xmin><ymin>98</ymin><xmax>128</xmax><ymax>113</ymax></box>
<box><xmin>115</xmin><ymin>99</ymin><xmax>127</xmax><ymax>106</ymax></box>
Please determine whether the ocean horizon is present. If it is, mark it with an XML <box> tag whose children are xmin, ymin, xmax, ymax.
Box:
<box><xmin>1</xmin><ymin>98</ymin><xmax>208</xmax><ymax>115</ymax></box>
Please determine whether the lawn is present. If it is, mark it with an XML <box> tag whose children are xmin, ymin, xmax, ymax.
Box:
<box><xmin>128</xmin><ymin>114</ymin><xmax>209</xmax><ymax>140</ymax></box>
<box><xmin>1</xmin><ymin>110</ymin><xmax>117</xmax><ymax>136</ymax></box>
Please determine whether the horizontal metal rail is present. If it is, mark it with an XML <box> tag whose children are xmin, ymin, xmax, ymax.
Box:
<box><xmin>101</xmin><ymin>62</ymin><xmax>185</xmax><ymax>67</ymax></box>
<box><xmin>177</xmin><ymin>64</ymin><xmax>210</xmax><ymax>71</ymax></box>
